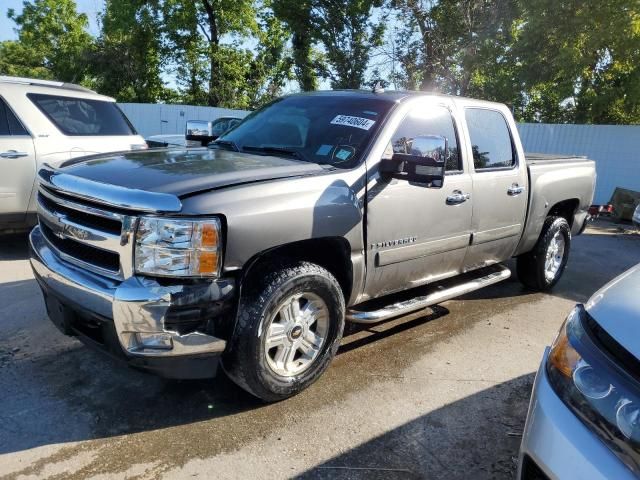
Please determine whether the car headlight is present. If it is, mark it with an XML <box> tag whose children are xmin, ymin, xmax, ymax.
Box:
<box><xmin>134</xmin><ymin>217</ymin><xmax>222</xmax><ymax>277</ymax></box>
<box><xmin>547</xmin><ymin>305</ymin><xmax>640</xmax><ymax>473</ymax></box>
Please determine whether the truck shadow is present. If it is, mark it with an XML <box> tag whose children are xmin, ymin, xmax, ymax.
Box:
<box><xmin>0</xmin><ymin>278</ymin><xmax>452</xmax><ymax>457</ymax></box>
<box><xmin>296</xmin><ymin>372</ymin><xmax>535</xmax><ymax>480</ymax></box>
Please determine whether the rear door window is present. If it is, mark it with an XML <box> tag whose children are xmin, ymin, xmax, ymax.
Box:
<box><xmin>28</xmin><ymin>93</ymin><xmax>136</xmax><ymax>136</ymax></box>
<box><xmin>465</xmin><ymin>108</ymin><xmax>515</xmax><ymax>170</ymax></box>
<box><xmin>0</xmin><ymin>98</ymin><xmax>29</xmax><ymax>136</ymax></box>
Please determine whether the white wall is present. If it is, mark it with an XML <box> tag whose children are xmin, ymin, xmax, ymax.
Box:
<box><xmin>118</xmin><ymin>103</ymin><xmax>249</xmax><ymax>138</ymax></box>
<box><xmin>517</xmin><ymin>123</ymin><xmax>640</xmax><ymax>204</ymax></box>
<box><xmin>118</xmin><ymin>103</ymin><xmax>639</xmax><ymax>205</ymax></box>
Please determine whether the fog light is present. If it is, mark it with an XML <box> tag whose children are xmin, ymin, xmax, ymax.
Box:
<box><xmin>136</xmin><ymin>332</ymin><xmax>173</xmax><ymax>350</ymax></box>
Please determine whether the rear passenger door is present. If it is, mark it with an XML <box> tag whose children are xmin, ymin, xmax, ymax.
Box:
<box><xmin>0</xmin><ymin>97</ymin><xmax>36</xmax><ymax>223</ymax></box>
<box><xmin>462</xmin><ymin>107</ymin><xmax>527</xmax><ymax>270</ymax></box>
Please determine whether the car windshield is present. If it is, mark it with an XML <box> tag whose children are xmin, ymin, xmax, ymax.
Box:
<box><xmin>213</xmin><ymin>95</ymin><xmax>394</xmax><ymax>168</ymax></box>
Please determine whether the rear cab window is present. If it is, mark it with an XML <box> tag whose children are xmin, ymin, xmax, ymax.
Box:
<box><xmin>464</xmin><ymin>108</ymin><xmax>516</xmax><ymax>171</ymax></box>
<box><xmin>27</xmin><ymin>93</ymin><xmax>137</xmax><ymax>136</ymax></box>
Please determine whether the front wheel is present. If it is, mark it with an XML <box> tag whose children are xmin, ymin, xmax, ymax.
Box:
<box><xmin>517</xmin><ymin>216</ymin><xmax>571</xmax><ymax>291</ymax></box>
<box><xmin>223</xmin><ymin>261</ymin><xmax>345</xmax><ymax>402</ymax></box>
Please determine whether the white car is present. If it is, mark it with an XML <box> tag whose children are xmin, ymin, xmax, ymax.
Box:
<box><xmin>633</xmin><ymin>204</ymin><xmax>640</xmax><ymax>230</ymax></box>
<box><xmin>0</xmin><ymin>76</ymin><xmax>146</xmax><ymax>232</ymax></box>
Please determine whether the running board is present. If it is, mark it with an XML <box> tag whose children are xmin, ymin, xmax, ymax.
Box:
<box><xmin>346</xmin><ymin>265</ymin><xmax>511</xmax><ymax>324</ymax></box>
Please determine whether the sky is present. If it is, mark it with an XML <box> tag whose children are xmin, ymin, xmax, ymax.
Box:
<box><xmin>0</xmin><ymin>0</ymin><xmax>103</xmax><ymax>41</ymax></box>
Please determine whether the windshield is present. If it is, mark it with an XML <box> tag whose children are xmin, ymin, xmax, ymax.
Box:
<box><xmin>213</xmin><ymin>95</ymin><xmax>394</xmax><ymax>168</ymax></box>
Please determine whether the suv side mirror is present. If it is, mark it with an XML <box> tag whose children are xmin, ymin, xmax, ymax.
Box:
<box><xmin>185</xmin><ymin>120</ymin><xmax>215</xmax><ymax>146</ymax></box>
<box><xmin>379</xmin><ymin>135</ymin><xmax>448</xmax><ymax>188</ymax></box>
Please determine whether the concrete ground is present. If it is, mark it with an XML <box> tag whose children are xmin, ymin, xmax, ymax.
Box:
<box><xmin>1</xmin><ymin>221</ymin><xmax>639</xmax><ymax>480</ymax></box>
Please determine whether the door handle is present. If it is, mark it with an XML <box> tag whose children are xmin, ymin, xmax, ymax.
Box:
<box><xmin>507</xmin><ymin>184</ymin><xmax>525</xmax><ymax>196</ymax></box>
<box><xmin>446</xmin><ymin>190</ymin><xmax>471</xmax><ymax>205</ymax></box>
<box><xmin>0</xmin><ymin>150</ymin><xmax>29</xmax><ymax>159</ymax></box>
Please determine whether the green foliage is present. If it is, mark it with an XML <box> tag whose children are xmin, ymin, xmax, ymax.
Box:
<box><xmin>91</xmin><ymin>0</ymin><xmax>168</xmax><ymax>103</ymax></box>
<box><xmin>1</xmin><ymin>0</ymin><xmax>638</xmax><ymax>123</ymax></box>
<box><xmin>514</xmin><ymin>0</ymin><xmax>640</xmax><ymax>124</ymax></box>
<box><xmin>0</xmin><ymin>0</ymin><xmax>93</xmax><ymax>83</ymax></box>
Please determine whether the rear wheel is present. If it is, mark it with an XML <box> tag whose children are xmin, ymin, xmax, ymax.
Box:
<box><xmin>223</xmin><ymin>261</ymin><xmax>345</xmax><ymax>402</ymax></box>
<box><xmin>517</xmin><ymin>216</ymin><xmax>571</xmax><ymax>291</ymax></box>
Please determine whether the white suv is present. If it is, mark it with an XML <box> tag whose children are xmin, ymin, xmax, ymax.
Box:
<box><xmin>0</xmin><ymin>76</ymin><xmax>147</xmax><ymax>232</ymax></box>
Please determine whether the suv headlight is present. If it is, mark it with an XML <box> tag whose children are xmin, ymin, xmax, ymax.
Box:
<box><xmin>547</xmin><ymin>305</ymin><xmax>640</xmax><ymax>473</ymax></box>
<box><xmin>134</xmin><ymin>217</ymin><xmax>222</xmax><ymax>277</ymax></box>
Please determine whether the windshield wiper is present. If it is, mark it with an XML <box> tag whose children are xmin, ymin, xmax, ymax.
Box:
<box><xmin>208</xmin><ymin>139</ymin><xmax>239</xmax><ymax>151</ymax></box>
<box><xmin>242</xmin><ymin>145</ymin><xmax>309</xmax><ymax>162</ymax></box>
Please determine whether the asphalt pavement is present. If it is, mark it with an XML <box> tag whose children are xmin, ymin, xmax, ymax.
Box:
<box><xmin>1</xmin><ymin>221</ymin><xmax>639</xmax><ymax>480</ymax></box>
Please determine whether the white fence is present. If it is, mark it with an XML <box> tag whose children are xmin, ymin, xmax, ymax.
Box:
<box><xmin>518</xmin><ymin>124</ymin><xmax>640</xmax><ymax>204</ymax></box>
<box><xmin>118</xmin><ymin>103</ymin><xmax>639</xmax><ymax>205</ymax></box>
<box><xmin>118</xmin><ymin>103</ymin><xmax>249</xmax><ymax>138</ymax></box>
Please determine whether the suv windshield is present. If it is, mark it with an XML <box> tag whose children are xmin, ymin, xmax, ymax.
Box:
<box><xmin>28</xmin><ymin>93</ymin><xmax>137</xmax><ymax>136</ymax></box>
<box><xmin>213</xmin><ymin>95</ymin><xmax>394</xmax><ymax>168</ymax></box>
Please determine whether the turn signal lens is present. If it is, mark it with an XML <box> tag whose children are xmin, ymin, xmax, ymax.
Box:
<box><xmin>200</xmin><ymin>223</ymin><xmax>218</xmax><ymax>248</ymax></box>
<box><xmin>197</xmin><ymin>251</ymin><xmax>218</xmax><ymax>275</ymax></box>
<box><xmin>549</xmin><ymin>311</ymin><xmax>582</xmax><ymax>377</ymax></box>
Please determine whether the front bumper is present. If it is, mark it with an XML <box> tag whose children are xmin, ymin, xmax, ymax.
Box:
<box><xmin>518</xmin><ymin>348</ymin><xmax>636</xmax><ymax>480</ymax></box>
<box><xmin>29</xmin><ymin>226</ymin><xmax>236</xmax><ymax>379</ymax></box>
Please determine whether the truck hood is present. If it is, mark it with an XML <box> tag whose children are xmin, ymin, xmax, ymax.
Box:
<box><xmin>59</xmin><ymin>148</ymin><xmax>325</xmax><ymax>197</ymax></box>
<box><xmin>585</xmin><ymin>264</ymin><xmax>640</xmax><ymax>360</ymax></box>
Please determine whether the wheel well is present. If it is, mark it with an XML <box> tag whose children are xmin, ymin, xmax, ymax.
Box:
<box><xmin>239</xmin><ymin>237</ymin><xmax>353</xmax><ymax>302</ymax></box>
<box><xmin>548</xmin><ymin>199</ymin><xmax>579</xmax><ymax>227</ymax></box>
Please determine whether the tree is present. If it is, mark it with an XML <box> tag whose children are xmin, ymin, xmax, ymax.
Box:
<box><xmin>0</xmin><ymin>0</ymin><xmax>93</xmax><ymax>83</ymax></box>
<box><xmin>514</xmin><ymin>0</ymin><xmax>640</xmax><ymax>124</ymax></box>
<box><xmin>92</xmin><ymin>0</ymin><xmax>167</xmax><ymax>103</ymax></box>
<box><xmin>272</xmin><ymin>0</ymin><xmax>318</xmax><ymax>91</ymax></box>
<box><xmin>387</xmin><ymin>0</ymin><xmax>518</xmax><ymax>96</ymax></box>
<box><xmin>311</xmin><ymin>0</ymin><xmax>385</xmax><ymax>89</ymax></box>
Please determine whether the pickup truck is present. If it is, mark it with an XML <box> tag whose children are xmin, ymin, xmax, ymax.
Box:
<box><xmin>0</xmin><ymin>76</ymin><xmax>147</xmax><ymax>233</ymax></box>
<box><xmin>145</xmin><ymin>116</ymin><xmax>244</xmax><ymax>148</ymax></box>
<box><xmin>29</xmin><ymin>90</ymin><xmax>596</xmax><ymax>401</ymax></box>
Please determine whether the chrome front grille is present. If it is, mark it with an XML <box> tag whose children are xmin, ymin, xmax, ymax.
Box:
<box><xmin>35</xmin><ymin>165</ymin><xmax>183</xmax><ymax>281</ymax></box>
<box><xmin>37</xmin><ymin>187</ymin><xmax>136</xmax><ymax>280</ymax></box>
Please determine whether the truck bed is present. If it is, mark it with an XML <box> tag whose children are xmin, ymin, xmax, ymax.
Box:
<box><xmin>514</xmin><ymin>153</ymin><xmax>596</xmax><ymax>256</ymax></box>
<box><xmin>525</xmin><ymin>152</ymin><xmax>588</xmax><ymax>164</ymax></box>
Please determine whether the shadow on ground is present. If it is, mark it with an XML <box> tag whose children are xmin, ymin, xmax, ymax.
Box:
<box><xmin>298</xmin><ymin>373</ymin><xmax>535</xmax><ymax>480</ymax></box>
<box><xmin>0</xmin><ymin>233</ymin><xmax>30</xmax><ymax>261</ymax></box>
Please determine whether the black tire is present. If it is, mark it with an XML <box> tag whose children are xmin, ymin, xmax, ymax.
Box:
<box><xmin>223</xmin><ymin>261</ymin><xmax>345</xmax><ymax>402</ymax></box>
<box><xmin>517</xmin><ymin>216</ymin><xmax>571</xmax><ymax>291</ymax></box>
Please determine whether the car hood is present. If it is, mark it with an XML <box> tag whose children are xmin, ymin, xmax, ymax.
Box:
<box><xmin>59</xmin><ymin>148</ymin><xmax>325</xmax><ymax>197</ymax></box>
<box><xmin>586</xmin><ymin>263</ymin><xmax>640</xmax><ymax>360</ymax></box>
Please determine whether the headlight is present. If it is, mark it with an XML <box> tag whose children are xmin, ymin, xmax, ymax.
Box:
<box><xmin>134</xmin><ymin>217</ymin><xmax>222</xmax><ymax>277</ymax></box>
<box><xmin>547</xmin><ymin>305</ymin><xmax>640</xmax><ymax>473</ymax></box>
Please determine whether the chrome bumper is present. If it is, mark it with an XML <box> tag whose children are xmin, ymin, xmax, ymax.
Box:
<box><xmin>30</xmin><ymin>226</ymin><xmax>234</xmax><ymax>366</ymax></box>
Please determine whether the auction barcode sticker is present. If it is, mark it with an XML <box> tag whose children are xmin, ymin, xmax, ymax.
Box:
<box><xmin>330</xmin><ymin>115</ymin><xmax>376</xmax><ymax>131</ymax></box>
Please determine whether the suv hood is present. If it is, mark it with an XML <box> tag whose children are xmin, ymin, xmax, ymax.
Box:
<box><xmin>585</xmin><ymin>264</ymin><xmax>640</xmax><ymax>360</ymax></box>
<box><xmin>59</xmin><ymin>148</ymin><xmax>325</xmax><ymax>197</ymax></box>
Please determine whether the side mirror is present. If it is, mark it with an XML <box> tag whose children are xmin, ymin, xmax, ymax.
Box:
<box><xmin>379</xmin><ymin>135</ymin><xmax>447</xmax><ymax>188</ymax></box>
<box><xmin>185</xmin><ymin>120</ymin><xmax>215</xmax><ymax>146</ymax></box>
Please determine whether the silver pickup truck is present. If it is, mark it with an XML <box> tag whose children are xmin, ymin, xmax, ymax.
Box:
<box><xmin>30</xmin><ymin>90</ymin><xmax>596</xmax><ymax>401</ymax></box>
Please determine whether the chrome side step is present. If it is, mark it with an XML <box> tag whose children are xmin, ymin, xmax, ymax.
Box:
<box><xmin>346</xmin><ymin>265</ymin><xmax>511</xmax><ymax>324</ymax></box>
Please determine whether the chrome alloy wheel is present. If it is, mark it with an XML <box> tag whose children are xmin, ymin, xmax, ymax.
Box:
<box><xmin>264</xmin><ymin>292</ymin><xmax>330</xmax><ymax>377</ymax></box>
<box><xmin>544</xmin><ymin>231</ymin><xmax>566</xmax><ymax>282</ymax></box>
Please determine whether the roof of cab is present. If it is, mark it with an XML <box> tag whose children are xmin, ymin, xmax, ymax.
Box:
<box><xmin>287</xmin><ymin>88</ymin><xmax>507</xmax><ymax>109</ymax></box>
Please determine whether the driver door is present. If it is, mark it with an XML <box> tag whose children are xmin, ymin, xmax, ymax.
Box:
<box><xmin>363</xmin><ymin>100</ymin><xmax>473</xmax><ymax>300</ymax></box>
